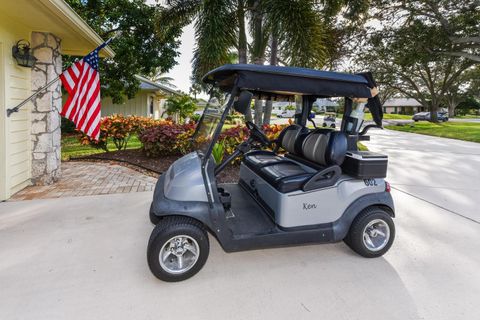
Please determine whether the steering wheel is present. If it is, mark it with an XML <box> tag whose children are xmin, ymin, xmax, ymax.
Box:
<box><xmin>245</xmin><ymin>121</ymin><xmax>270</xmax><ymax>146</ymax></box>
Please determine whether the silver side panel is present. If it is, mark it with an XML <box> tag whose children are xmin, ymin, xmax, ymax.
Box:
<box><xmin>240</xmin><ymin>164</ymin><xmax>385</xmax><ymax>228</ymax></box>
<box><xmin>164</xmin><ymin>152</ymin><xmax>208</xmax><ymax>202</ymax></box>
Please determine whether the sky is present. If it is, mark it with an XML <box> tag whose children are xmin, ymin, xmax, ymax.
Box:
<box><xmin>165</xmin><ymin>23</ymin><xmax>196</xmax><ymax>94</ymax></box>
<box><xmin>147</xmin><ymin>0</ymin><xmax>196</xmax><ymax>94</ymax></box>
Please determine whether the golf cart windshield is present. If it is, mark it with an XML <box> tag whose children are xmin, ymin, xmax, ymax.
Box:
<box><xmin>192</xmin><ymin>98</ymin><xmax>228</xmax><ymax>156</ymax></box>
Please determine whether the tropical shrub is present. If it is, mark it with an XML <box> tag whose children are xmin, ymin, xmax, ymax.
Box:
<box><xmin>78</xmin><ymin>115</ymin><xmax>163</xmax><ymax>152</ymax></box>
<box><xmin>217</xmin><ymin>123</ymin><xmax>287</xmax><ymax>163</ymax></box>
<box><xmin>61</xmin><ymin>117</ymin><xmax>76</xmax><ymax>134</ymax></box>
<box><xmin>212</xmin><ymin>143</ymin><xmax>225</xmax><ymax>164</ymax></box>
<box><xmin>190</xmin><ymin>113</ymin><xmax>201</xmax><ymax>123</ymax></box>
<box><xmin>139</xmin><ymin>121</ymin><xmax>195</xmax><ymax>156</ymax></box>
<box><xmin>163</xmin><ymin>94</ymin><xmax>197</xmax><ymax>122</ymax></box>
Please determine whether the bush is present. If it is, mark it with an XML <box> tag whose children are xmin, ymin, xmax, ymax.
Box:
<box><xmin>164</xmin><ymin>95</ymin><xmax>197</xmax><ymax>122</ymax></box>
<box><xmin>212</xmin><ymin>143</ymin><xmax>225</xmax><ymax>164</ymax></box>
<box><xmin>61</xmin><ymin>117</ymin><xmax>76</xmax><ymax>134</ymax></box>
<box><xmin>225</xmin><ymin>113</ymin><xmax>245</xmax><ymax>125</ymax></box>
<box><xmin>139</xmin><ymin>121</ymin><xmax>195</xmax><ymax>157</ymax></box>
<box><xmin>136</xmin><ymin>120</ymin><xmax>287</xmax><ymax>160</ymax></box>
<box><xmin>190</xmin><ymin>113</ymin><xmax>201</xmax><ymax>123</ymax></box>
<box><xmin>78</xmin><ymin>114</ymin><xmax>161</xmax><ymax>152</ymax></box>
<box><xmin>218</xmin><ymin>123</ymin><xmax>287</xmax><ymax>163</ymax></box>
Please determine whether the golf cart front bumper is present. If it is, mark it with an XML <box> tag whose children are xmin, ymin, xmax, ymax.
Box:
<box><xmin>149</xmin><ymin>173</ymin><xmax>213</xmax><ymax>226</ymax></box>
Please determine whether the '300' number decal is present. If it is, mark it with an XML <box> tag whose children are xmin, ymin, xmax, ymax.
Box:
<box><xmin>364</xmin><ymin>179</ymin><xmax>378</xmax><ymax>187</ymax></box>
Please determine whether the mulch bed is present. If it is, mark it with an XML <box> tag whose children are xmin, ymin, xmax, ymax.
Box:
<box><xmin>72</xmin><ymin>149</ymin><xmax>240</xmax><ymax>183</ymax></box>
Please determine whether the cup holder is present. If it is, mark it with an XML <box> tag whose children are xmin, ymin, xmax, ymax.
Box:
<box><xmin>217</xmin><ymin>187</ymin><xmax>231</xmax><ymax>209</ymax></box>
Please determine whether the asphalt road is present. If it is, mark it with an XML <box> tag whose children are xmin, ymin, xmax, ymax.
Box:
<box><xmin>1</xmin><ymin>129</ymin><xmax>479</xmax><ymax>319</ymax></box>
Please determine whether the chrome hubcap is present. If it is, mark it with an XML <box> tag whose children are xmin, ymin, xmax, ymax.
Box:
<box><xmin>362</xmin><ymin>219</ymin><xmax>390</xmax><ymax>252</ymax></box>
<box><xmin>159</xmin><ymin>235</ymin><xmax>199</xmax><ymax>274</ymax></box>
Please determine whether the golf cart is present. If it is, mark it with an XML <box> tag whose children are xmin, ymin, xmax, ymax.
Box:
<box><xmin>147</xmin><ymin>64</ymin><xmax>394</xmax><ymax>282</ymax></box>
<box><xmin>322</xmin><ymin>112</ymin><xmax>337</xmax><ymax>128</ymax></box>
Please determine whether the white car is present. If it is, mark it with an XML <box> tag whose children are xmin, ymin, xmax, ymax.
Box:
<box><xmin>277</xmin><ymin>109</ymin><xmax>296</xmax><ymax>118</ymax></box>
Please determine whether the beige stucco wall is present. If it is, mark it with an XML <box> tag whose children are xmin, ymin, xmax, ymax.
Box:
<box><xmin>102</xmin><ymin>92</ymin><xmax>166</xmax><ymax>119</ymax></box>
<box><xmin>0</xmin><ymin>12</ymin><xmax>33</xmax><ymax>200</ymax></box>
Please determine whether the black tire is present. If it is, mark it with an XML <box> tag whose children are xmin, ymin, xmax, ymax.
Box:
<box><xmin>147</xmin><ymin>216</ymin><xmax>209</xmax><ymax>282</ymax></box>
<box><xmin>322</xmin><ymin>123</ymin><xmax>327</xmax><ymax>127</ymax></box>
<box><xmin>330</xmin><ymin>123</ymin><xmax>336</xmax><ymax>128</ymax></box>
<box><xmin>344</xmin><ymin>206</ymin><xmax>395</xmax><ymax>258</ymax></box>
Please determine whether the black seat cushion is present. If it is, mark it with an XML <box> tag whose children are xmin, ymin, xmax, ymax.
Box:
<box><xmin>245</xmin><ymin>128</ymin><xmax>347</xmax><ymax>193</ymax></box>
<box><xmin>243</xmin><ymin>150</ymin><xmax>287</xmax><ymax>174</ymax></box>
<box><xmin>243</xmin><ymin>124</ymin><xmax>308</xmax><ymax>170</ymax></box>
<box><xmin>260</xmin><ymin>162</ymin><xmax>313</xmax><ymax>193</ymax></box>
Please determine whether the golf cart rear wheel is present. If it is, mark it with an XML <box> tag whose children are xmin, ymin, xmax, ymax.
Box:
<box><xmin>147</xmin><ymin>216</ymin><xmax>209</xmax><ymax>282</ymax></box>
<box><xmin>344</xmin><ymin>206</ymin><xmax>395</xmax><ymax>258</ymax></box>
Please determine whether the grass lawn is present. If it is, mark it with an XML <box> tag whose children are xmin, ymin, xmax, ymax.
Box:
<box><xmin>328</xmin><ymin>113</ymin><xmax>411</xmax><ymax>121</ymax></box>
<box><xmin>385</xmin><ymin>122</ymin><xmax>480</xmax><ymax>143</ymax></box>
<box><xmin>453</xmin><ymin>115</ymin><xmax>480</xmax><ymax>119</ymax></box>
<box><xmin>365</xmin><ymin>113</ymin><xmax>412</xmax><ymax>121</ymax></box>
<box><xmin>61</xmin><ymin>134</ymin><xmax>142</xmax><ymax>161</ymax></box>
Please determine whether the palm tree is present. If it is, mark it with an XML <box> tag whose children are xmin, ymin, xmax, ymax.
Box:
<box><xmin>149</xmin><ymin>68</ymin><xmax>177</xmax><ymax>88</ymax></box>
<box><xmin>158</xmin><ymin>0</ymin><xmax>370</xmax><ymax>124</ymax></box>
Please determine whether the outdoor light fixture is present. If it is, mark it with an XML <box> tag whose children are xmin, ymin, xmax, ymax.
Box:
<box><xmin>12</xmin><ymin>40</ymin><xmax>37</xmax><ymax>68</ymax></box>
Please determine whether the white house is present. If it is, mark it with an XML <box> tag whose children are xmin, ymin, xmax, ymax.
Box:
<box><xmin>313</xmin><ymin>98</ymin><xmax>339</xmax><ymax>112</ymax></box>
<box><xmin>382</xmin><ymin>98</ymin><xmax>425</xmax><ymax>114</ymax></box>
<box><xmin>0</xmin><ymin>0</ymin><xmax>114</xmax><ymax>201</ymax></box>
<box><xmin>101</xmin><ymin>75</ymin><xmax>179</xmax><ymax>119</ymax></box>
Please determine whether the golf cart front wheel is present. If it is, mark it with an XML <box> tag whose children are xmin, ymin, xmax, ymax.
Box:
<box><xmin>147</xmin><ymin>216</ymin><xmax>209</xmax><ymax>282</ymax></box>
<box><xmin>344</xmin><ymin>206</ymin><xmax>395</xmax><ymax>258</ymax></box>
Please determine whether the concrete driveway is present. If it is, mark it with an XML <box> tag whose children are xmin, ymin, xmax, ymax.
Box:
<box><xmin>364</xmin><ymin>128</ymin><xmax>480</xmax><ymax>223</ymax></box>
<box><xmin>1</xmin><ymin>130</ymin><xmax>480</xmax><ymax>319</ymax></box>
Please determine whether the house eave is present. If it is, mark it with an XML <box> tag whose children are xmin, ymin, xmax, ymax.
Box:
<box><xmin>39</xmin><ymin>0</ymin><xmax>115</xmax><ymax>58</ymax></box>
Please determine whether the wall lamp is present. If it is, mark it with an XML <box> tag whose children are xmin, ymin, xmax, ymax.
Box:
<box><xmin>12</xmin><ymin>40</ymin><xmax>37</xmax><ymax>68</ymax></box>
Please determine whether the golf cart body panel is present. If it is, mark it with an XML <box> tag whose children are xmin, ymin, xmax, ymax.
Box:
<box><xmin>150</xmin><ymin>170</ymin><xmax>394</xmax><ymax>252</ymax></box>
<box><xmin>163</xmin><ymin>152</ymin><xmax>208</xmax><ymax>202</ymax></box>
<box><xmin>238</xmin><ymin>163</ymin><xmax>386</xmax><ymax>228</ymax></box>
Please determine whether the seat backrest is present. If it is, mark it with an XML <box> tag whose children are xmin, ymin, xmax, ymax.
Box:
<box><xmin>301</xmin><ymin>130</ymin><xmax>347</xmax><ymax>166</ymax></box>
<box><xmin>277</xmin><ymin>124</ymin><xmax>309</xmax><ymax>154</ymax></box>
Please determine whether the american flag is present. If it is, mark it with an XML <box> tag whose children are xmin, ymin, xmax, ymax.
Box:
<box><xmin>60</xmin><ymin>40</ymin><xmax>110</xmax><ymax>140</ymax></box>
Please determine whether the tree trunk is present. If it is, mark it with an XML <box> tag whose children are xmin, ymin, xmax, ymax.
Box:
<box><xmin>237</xmin><ymin>0</ymin><xmax>247</xmax><ymax>65</ymax></box>
<box><xmin>251</xmin><ymin>0</ymin><xmax>264</xmax><ymax>126</ymax></box>
<box><xmin>263</xmin><ymin>34</ymin><xmax>278</xmax><ymax>125</ymax></box>
<box><xmin>430</xmin><ymin>100</ymin><xmax>439</xmax><ymax>122</ymax></box>
<box><xmin>446</xmin><ymin>94</ymin><xmax>459</xmax><ymax>118</ymax></box>
<box><xmin>254</xmin><ymin>100</ymin><xmax>263</xmax><ymax>125</ymax></box>
<box><xmin>237</xmin><ymin>0</ymin><xmax>252</xmax><ymax>122</ymax></box>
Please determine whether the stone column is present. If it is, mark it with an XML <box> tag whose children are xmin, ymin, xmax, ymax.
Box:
<box><xmin>30</xmin><ymin>32</ymin><xmax>62</xmax><ymax>185</ymax></box>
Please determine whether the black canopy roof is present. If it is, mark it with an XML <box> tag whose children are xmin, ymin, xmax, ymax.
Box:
<box><xmin>203</xmin><ymin>64</ymin><xmax>374</xmax><ymax>99</ymax></box>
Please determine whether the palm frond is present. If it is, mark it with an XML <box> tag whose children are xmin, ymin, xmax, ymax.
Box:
<box><xmin>263</xmin><ymin>0</ymin><xmax>328</xmax><ymax>68</ymax></box>
<box><xmin>192</xmin><ymin>0</ymin><xmax>238</xmax><ymax>82</ymax></box>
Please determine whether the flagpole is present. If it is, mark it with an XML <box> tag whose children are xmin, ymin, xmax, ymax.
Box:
<box><xmin>6</xmin><ymin>78</ymin><xmax>60</xmax><ymax>117</ymax></box>
<box><xmin>5</xmin><ymin>37</ymin><xmax>114</xmax><ymax>117</ymax></box>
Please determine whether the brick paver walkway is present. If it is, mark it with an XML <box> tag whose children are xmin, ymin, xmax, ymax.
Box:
<box><xmin>10</xmin><ymin>161</ymin><xmax>157</xmax><ymax>201</ymax></box>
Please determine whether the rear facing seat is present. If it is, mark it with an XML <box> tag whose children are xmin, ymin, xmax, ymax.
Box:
<box><xmin>257</xmin><ymin>130</ymin><xmax>347</xmax><ymax>193</ymax></box>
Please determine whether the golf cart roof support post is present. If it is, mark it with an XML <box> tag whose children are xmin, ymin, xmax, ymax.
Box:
<box><xmin>202</xmin><ymin>86</ymin><xmax>239</xmax><ymax>166</ymax></box>
<box><xmin>341</xmin><ymin>97</ymin><xmax>353</xmax><ymax>132</ymax></box>
<box><xmin>192</xmin><ymin>85</ymin><xmax>215</xmax><ymax>139</ymax></box>
<box><xmin>297</xmin><ymin>96</ymin><xmax>315</xmax><ymax>127</ymax></box>
<box><xmin>201</xmin><ymin>85</ymin><xmax>239</xmax><ymax>206</ymax></box>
